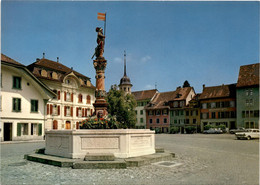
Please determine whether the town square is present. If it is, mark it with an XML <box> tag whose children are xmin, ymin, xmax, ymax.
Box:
<box><xmin>1</xmin><ymin>1</ymin><xmax>259</xmax><ymax>185</ymax></box>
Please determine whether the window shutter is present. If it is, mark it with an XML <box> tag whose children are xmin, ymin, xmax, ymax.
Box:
<box><xmin>85</xmin><ymin>109</ymin><xmax>88</xmax><ymax>117</ymax></box>
<box><xmin>58</xmin><ymin>105</ymin><xmax>60</xmax><ymax>115</ymax></box>
<box><xmin>47</xmin><ymin>104</ymin><xmax>50</xmax><ymax>115</ymax></box>
<box><xmin>71</xmin><ymin>93</ymin><xmax>73</xmax><ymax>102</ymax></box>
<box><xmin>50</xmin><ymin>104</ymin><xmax>53</xmax><ymax>115</ymax></box>
<box><xmin>58</xmin><ymin>91</ymin><xmax>60</xmax><ymax>100</ymax></box>
<box><xmin>76</xmin><ymin>122</ymin><xmax>79</xmax><ymax>129</ymax></box>
<box><xmin>71</xmin><ymin>107</ymin><xmax>73</xmax><ymax>116</ymax></box>
<box><xmin>17</xmin><ymin>123</ymin><xmax>21</xmax><ymax>136</ymax></box>
<box><xmin>82</xmin><ymin>108</ymin><xmax>84</xmax><ymax>117</ymax></box>
<box><xmin>64</xmin><ymin>92</ymin><xmax>67</xmax><ymax>101</ymax></box>
<box><xmin>76</xmin><ymin>107</ymin><xmax>79</xmax><ymax>117</ymax></box>
<box><xmin>64</xmin><ymin>106</ymin><xmax>67</xmax><ymax>116</ymax></box>
<box><xmin>38</xmin><ymin>124</ymin><xmax>42</xmax><ymax>136</ymax></box>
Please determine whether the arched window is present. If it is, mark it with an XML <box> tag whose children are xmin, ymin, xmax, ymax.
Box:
<box><xmin>87</xmin><ymin>95</ymin><xmax>91</xmax><ymax>104</ymax></box>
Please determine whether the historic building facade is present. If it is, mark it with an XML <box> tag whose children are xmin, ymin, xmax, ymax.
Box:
<box><xmin>169</xmin><ymin>87</ymin><xmax>196</xmax><ymax>133</ymax></box>
<box><xmin>184</xmin><ymin>94</ymin><xmax>201</xmax><ymax>132</ymax></box>
<box><xmin>236</xmin><ymin>63</ymin><xmax>259</xmax><ymax>129</ymax></box>
<box><xmin>199</xmin><ymin>84</ymin><xmax>237</xmax><ymax>131</ymax></box>
<box><xmin>1</xmin><ymin>54</ymin><xmax>55</xmax><ymax>141</ymax></box>
<box><xmin>132</xmin><ymin>89</ymin><xmax>157</xmax><ymax>129</ymax></box>
<box><xmin>145</xmin><ymin>91</ymin><xmax>173</xmax><ymax>133</ymax></box>
<box><xmin>27</xmin><ymin>55</ymin><xmax>95</xmax><ymax>130</ymax></box>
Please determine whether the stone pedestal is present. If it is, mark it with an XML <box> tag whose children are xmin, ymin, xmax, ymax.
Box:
<box><xmin>93</xmin><ymin>57</ymin><xmax>108</xmax><ymax>117</ymax></box>
<box><xmin>45</xmin><ymin>129</ymin><xmax>155</xmax><ymax>159</ymax></box>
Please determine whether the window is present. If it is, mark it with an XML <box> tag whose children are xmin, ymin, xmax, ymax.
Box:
<box><xmin>211</xmin><ymin>112</ymin><xmax>216</xmax><ymax>119</ymax></box>
<box><xmin>193</xmin><ymin>119</ymin><xmax>196</xmax><ymax>124</ymax></box>
<box><xmin>87</xmin><ymin>95</ymin><xmax>91</xmax><ymax>104</ymax></box>
<box><xmin>242</xmin><ymin>111</ymin><xmax>245</xmax><ymax>118</ymax></box>
<box><xmin>246</xmin><ymin>90</ymin><xmax>249</xmax><ymax>96</ymax></box>
<box><xmin>78</xmin><ymin>94</ymin><xmax>83</xmax><ymax>103</ymax></box>
<box><xmin>140</xmin><ymin>110</ymin><xmax>143</xmax><ymax>115</ymax></box>
<box><xmin>31</xmin><ymin>100</ymin><xmax>38</xmax><ymax>112</ymax></box>
<box><xmin>140</xmin><ymin>118</ymin><xmax>143</xmax><ymax>123</ymax></box>
<box><xmin>13</xmin><ymin>76</ymin><xmax>21</xmax><ymax>89</ymax></box>
<box><xmin>173</xmin><ymin>101</ymin><xmax>178</xmax><ymax>108</ymax></box>
<box><xmin>156</xmin><ymin>118</ymin><xmax>160</xmax><ymax>124</ymax></box>
<box><xmin>230</xmin><ymin>101</ymin><xmax>235</xmax><ymax>107</ymax></box>
<box><xmin>150</xmin><ymin>119</ymin><xmax>153</xmax><ymax>124</ymax></box>
<box><xmin>13</xmin><ymin>98</ymin><xmax>21</xmax><ymax>112</ymax></box>
<box><xmin>17</xmin><ymin>123</ymin><xmax>28</xmax><ymax>136</ymax></box>
<box><xmin>250</xmin><ymin>90</ymin><xmax>253</xmax><ymax>96</ymax></box>
<box><xmin>211</xmin><ymin>102</ymin><xmax>216</xmax><ymax>108</ymax></box>
<box><xmin>148</xmin><ymin>110</ymin><xmax>153</xmax><ymax>115</ymax></box>
<box><xmin>254</xmin><ymin>110</ymin><xmax>259</xmax><ymax>117</ymax></box>
<box><xmin>180</xmin><ymin>101</ymin><xmax>184</xmax><ymax>107</ymax></box>
<box><xmin>31</xmin><ymin>123</ymin><xmax>38</xmax><ymax>135</ymax></box>
<box><xmin>164</xmin><ymin>118</ymin><xmax>167</xmax><ymax>124</ymax></box>
<box><xmin>186</xmin><ymin>111</ymin><xmax>189</xmax><ymax>116</ymax></box>
<box><xmin>202</xmin><ymin>103</ymin><xmax>207</xmax><ymax>109</ymax></box>
<box><xmin>185</xmin><ymin>119</ymin><xmax>189</xmax><ymax>124</ymax></box>
<box><xmin>66</xmin><ymin>92</ymin><xmax>71</xmax><ymax>101</ymax></box>
<box><xmin>163</xmin><ymin>109</ymin><xmax>168</xmax><ymax>115</ymax></box>
<box><xmin>156</xmin><ymin>110</ymin><xmax>161</xmax><ymax>115</ymax></box>
<box><xmin>202</xmin><ymin>113</ymin><xmax>208</xmax><ymax>119</ymax></box>
<box><xmin>135</xmin><ymin>110</ymin><xmax>137</xmax><ymax>115</ymax></box>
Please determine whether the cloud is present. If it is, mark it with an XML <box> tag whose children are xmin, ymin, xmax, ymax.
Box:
<box><xmin>113</xmin><ymin>57</ymin><xmax>123</xmax><ymax>63</ymax></box>
<box><xmin>141</xmin><ymin>55</ymin><xmax>151</xmax><ymax>63</ymax></box>
<box><xmin>145</xmin><ymin>84</ymin><xmax>154</xmax><ymax>90</ymax></box>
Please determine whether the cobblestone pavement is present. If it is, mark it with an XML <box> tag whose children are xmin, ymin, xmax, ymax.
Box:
<box><xmin>1</xmin><ymin>134</ymin><xmax>259</xmax><ymax>185</ymax></box>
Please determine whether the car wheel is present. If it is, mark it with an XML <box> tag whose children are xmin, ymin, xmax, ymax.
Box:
<box><xmin>237</xmin><ymin>137</ymin><xmax>240</xmax><ymax>140</ymax></box>
<box><xmin>247</xmin><ymin>136</ymin><xmax>251</xmax><ymax>140</ymax></box>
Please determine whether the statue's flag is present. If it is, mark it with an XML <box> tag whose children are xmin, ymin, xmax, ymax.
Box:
<box><xmin>97</xmin><ymin>13</ymin><xmax>106</xmax><ymax>21</ymax></box>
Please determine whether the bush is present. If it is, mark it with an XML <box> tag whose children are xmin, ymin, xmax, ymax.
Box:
<box><xmin>170</xmin><ymin>126</ymin><xmax>180</xmax><ymax>134</ymax></box>
<box><xmin>185</xmin><ymin>126</ymin><xmax>196</xmax><ymax>134</ymax></box>
<box><xmin>217</xmin><ymin>124</ymin><xmax>227</xmax><ymax>132</ymax></box>
<box><xmin>80</xmin><ymin>115</ymin><xmax>119</xmax><ymax>129</ymax></box>
<box><xmin>204</xmin><ymin>124</ymin><xmax>214</xmax><ymax>130</ymax></box>
<box><xmin>155</xmin><ymin>127</ymin><xmax>161</xmax><ymax>134</ymax></box>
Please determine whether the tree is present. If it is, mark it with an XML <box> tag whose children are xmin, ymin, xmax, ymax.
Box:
<box><xmin>183</xmin><ymin>80</ymin><xmax>191</xmax><ymax>88</ymax></box>
<box><xmin>106</xmin><ymin>85</ymin><xmax>137</xmax><ymax>128</ymax></box>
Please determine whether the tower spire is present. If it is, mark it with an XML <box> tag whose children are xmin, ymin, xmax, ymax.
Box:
<box><xmin>124</xmin><ymin>50</ymin><xmax>126</xmax><ymax>76</ymax></box>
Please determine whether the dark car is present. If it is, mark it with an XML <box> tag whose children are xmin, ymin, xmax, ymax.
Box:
<box><xmin>229</xmin><ymin>127</ymin><xmax>246</xmax><ymax>134</ymax></box>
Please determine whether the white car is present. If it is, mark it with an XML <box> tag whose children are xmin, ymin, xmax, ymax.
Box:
<box><xmin>235</xmin><ymin>129</ymin><xmax>259</xmax><ymax>140</ymax></box>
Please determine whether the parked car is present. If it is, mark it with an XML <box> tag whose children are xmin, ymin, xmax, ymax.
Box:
<box><xmin>235</xmin><ymin>129</ymin><xmax>259</xmax><ymax>140</ymax></box>
<box><xmin>229</xmin><ymin>127</ymin><xmax>246</xmax><ymax>134</ymax></box>
<box><xmin>203</xmin><ymin>128</ymin><xmax>223</xmax><ymax>134</ymax></box>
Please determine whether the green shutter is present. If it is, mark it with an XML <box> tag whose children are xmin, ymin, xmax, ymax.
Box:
<box><xmin>17</xmin><ymin>123</ymin><xmax>21</xmax><ymax>136</ymax></box>
<box><xmin>38</xmin><ymin>124</ymin><xmax>42</xmax><ymax>136</ymax></box>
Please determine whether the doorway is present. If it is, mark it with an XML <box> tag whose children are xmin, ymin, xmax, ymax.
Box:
<box><xmin>4</xmin><ymin>123</ymin><xmax>12</xmax><ymax>141</ymax></box>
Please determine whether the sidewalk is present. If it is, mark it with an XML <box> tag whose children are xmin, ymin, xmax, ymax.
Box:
<box><xmin>0</xmin><ymin>140</ymin><xmax>45</xmax><ymax>144</ymax></box>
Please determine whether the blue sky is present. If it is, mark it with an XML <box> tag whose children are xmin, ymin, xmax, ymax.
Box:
<box><xmin>1</xmin><ymin>1</ymin><xmax>259</xmax><ymax>93</ymax></box>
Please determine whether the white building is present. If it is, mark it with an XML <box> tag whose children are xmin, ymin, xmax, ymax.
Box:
<box><xmin>132</xmin><ymin>89</ymin><xmax>158</xmax><ymax>128</ymax></box>
<box><xmin>1</xmin><ymin>54</ymin><xmax>55</xmax><ymax>141</ymax></box>
<box><xmin>27</xmin><ymin>55</ymin><xmax>96</xmax><ymax>130</ymax></box>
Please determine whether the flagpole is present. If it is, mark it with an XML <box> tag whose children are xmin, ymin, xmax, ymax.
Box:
<box><xmin>104</xmin><ymin>12</ymin><xmax>106</xmax><ymax>47</ymax></box>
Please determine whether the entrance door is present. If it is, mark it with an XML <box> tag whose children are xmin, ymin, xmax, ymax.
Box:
<box><xmin>4</xmin><ymin>123</ymin><xmax>12</xmax><ymax>141</ymax></box>
<box><xmin>65</xmin><ymin>121</ymin><xmax>71</xmax><ymax>129</ymax></box>
<box><xmin>53</xmin><ymin>120</ymin><xmax>58</xmax><ymax>130</ymax></box>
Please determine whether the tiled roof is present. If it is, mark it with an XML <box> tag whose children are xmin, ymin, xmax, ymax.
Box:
<box><xmin>132</xmin><ymin>89</ymin><xmax>157</xmax><ymax>101</ymax></box>
<box><xmin>237</xmin><ymin>63</ymin><xmax>259</xmax><ymax>88</ymax></box>
<box><xmin>145</xmin><ymin>87</ymin><xmax>194</xmax><ymax>110</ymax></box>
<box><xmin>28</xmin><ymin>58</ymin><xmax>90</xmax><ymax>79</ymax></box>
<box><xmin>1</xmin><ymin>53</ymin><xmax>24</xmax><ymax>66</ymax></box>
<box><xmin>199</xmin><ymin>84</ymin><xmax>236</xmax><ymax>100</ymax></box>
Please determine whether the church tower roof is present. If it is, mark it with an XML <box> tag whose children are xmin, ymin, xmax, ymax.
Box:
<box><xmin>119</xmin><ymin>51</ymin><xmax>132</xmax><ymax>86</ymax></box>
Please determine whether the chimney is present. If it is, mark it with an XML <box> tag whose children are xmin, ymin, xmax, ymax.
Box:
<box><xmin>57</xmin><ymin>57</ymin><xmax>59</xmax><ymax>63</ymax></box>
<box><xmin>36</xmin><ymin>58</ymin><xmax>40</xmax><ymax>61</ymax></box>
<box><xmin>203</xmin><ymin>84</ymin><xmax>205</xmax><ymax>89</ymax></box>
<box><xmin>43</xmin><ymin>52</ymin><xmax>45</xmax><ymax>59</ymax></box>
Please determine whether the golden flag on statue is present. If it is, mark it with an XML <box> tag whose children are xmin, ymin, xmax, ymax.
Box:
<box><xmin>97</xmin><ymin>13</ymin><xmax>106</xmax><ymax>21</ymax></box>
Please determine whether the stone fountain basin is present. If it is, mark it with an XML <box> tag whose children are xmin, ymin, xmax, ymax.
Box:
<box><xmin>45</xmin><ymin>129</ymin><xmax>155</xmax><ymax>159</ymax></box>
